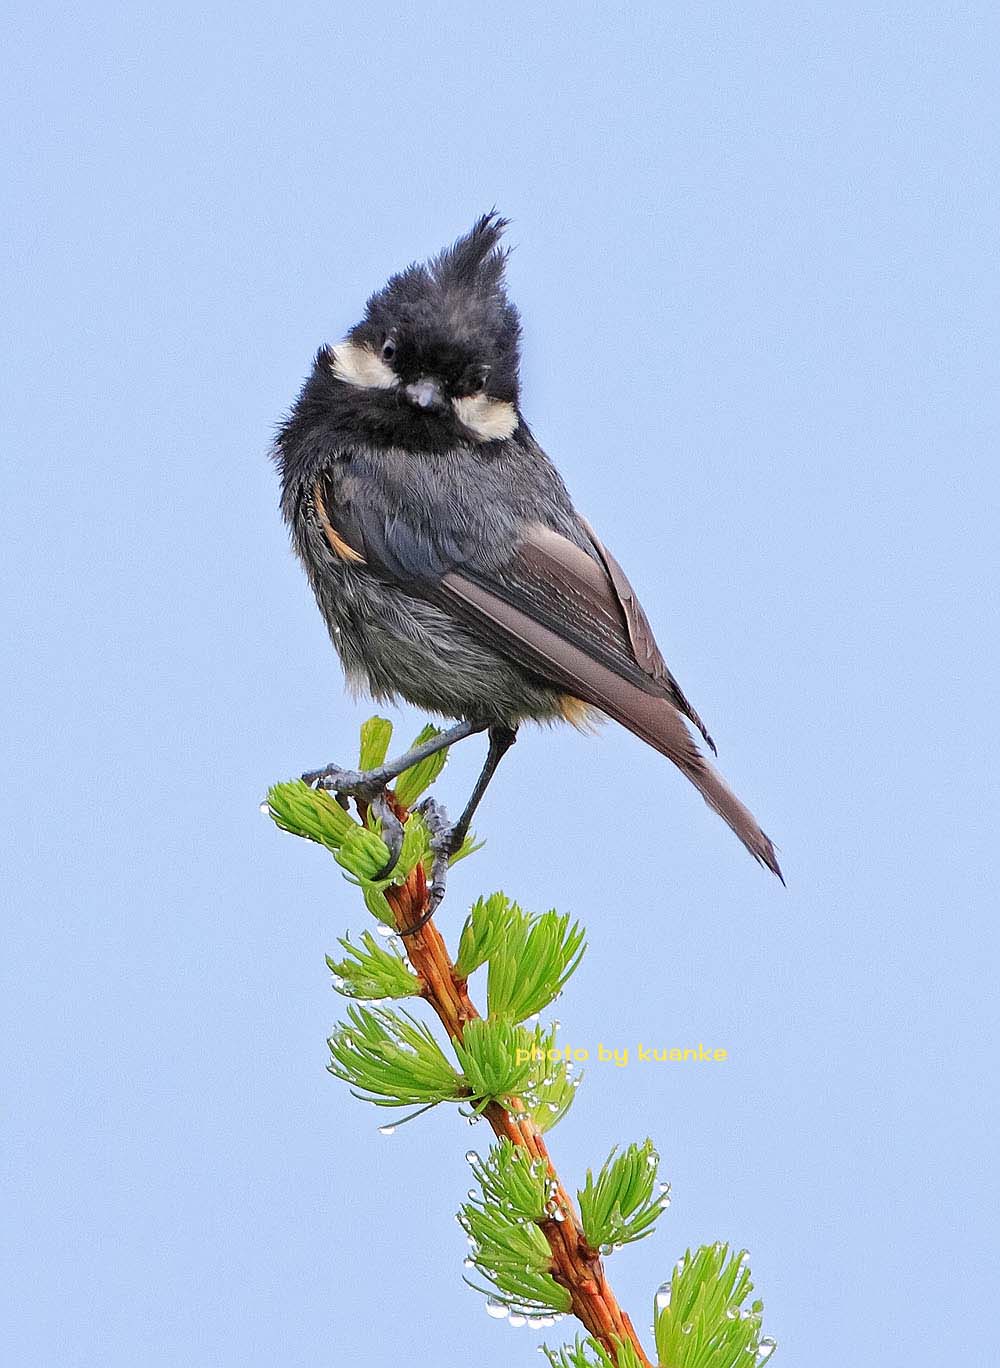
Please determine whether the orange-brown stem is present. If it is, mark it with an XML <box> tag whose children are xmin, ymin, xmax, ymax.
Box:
<box><xmin>380</xmin><ymin>793</ymin><xmax>653</xmax><ymax>1367</ymax></box>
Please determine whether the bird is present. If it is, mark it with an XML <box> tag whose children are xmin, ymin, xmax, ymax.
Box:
<box><xmin>273</xmin><ymin>212</ymin><xmax>782</xmax><ymax>924</ymax></box>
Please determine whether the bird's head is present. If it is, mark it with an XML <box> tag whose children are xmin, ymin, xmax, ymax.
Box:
<box><xmin>324</xmin><ymin>212</ymin><xmax>522</xmax><ymax>448</ymax></box>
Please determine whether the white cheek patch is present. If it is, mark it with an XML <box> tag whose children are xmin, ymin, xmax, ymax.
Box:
<box><xmin>452</xmin><ymin>394</ymin><xmax>518</xmax><ymax>441</ymax></box>
<box><xmin>329</xmin><ymin>340</ymin><xmax>399</xmax><ymax>390</ymax></box>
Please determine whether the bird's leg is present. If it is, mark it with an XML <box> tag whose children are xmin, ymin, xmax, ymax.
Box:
<box><xmin>302</xmin><ymin>718</ymin><xmax>486</xmax><ymax>802</ymax></box>
<box><xmin>395</xmin><ymin>727</ymin><xmax>517</xmax><ymax>936</ymax></box>
<box><xmin>450</xmin><ymin>725</ymin><xmax>517</xmax><ymax>855</ymax></box>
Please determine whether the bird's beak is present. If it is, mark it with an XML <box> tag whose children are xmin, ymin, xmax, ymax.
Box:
<box><xmin>404</xmin><ymin>377</ymin><xmax>448</xmax><ymax>413</ymax></box>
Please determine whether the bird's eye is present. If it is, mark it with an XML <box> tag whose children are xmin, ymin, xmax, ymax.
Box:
<box><xmin>381</xmin><ymin>338</ymin><xmax>396</xmax><ymax>361</ymax></box>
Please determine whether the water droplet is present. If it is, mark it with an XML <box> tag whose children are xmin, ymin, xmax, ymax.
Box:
<box><xmin>467</xmin><ymin>1188</ymin><xmax>478</xmax><ymax>1200</ymax></box>
<box><xmin>658</xmin><ymin>1182</ymin><xmax>671</xmax><ymax>1195</ymax></box>
<box><xmin>547</xmin><ymin>1102</ymin><xmax>560</xmax><ymax>1113</ymax></box>
<box><xmin>378</xmin><ymin>1124</ymin><xmax>396</xmax><ymax>1136</ymax></box>
<box><xmin>463</xmin><ymin>1257</ymin><xmax>475</xmax><ymax>1268</ymax></box>
<box><xmin>485</xmin><ymin>1298</ymin><xmax>508</xmax><ymax>1319</ymax></box>
<box><xmin>654</xmin><ymin>1282</ymin><xmax>671</xmax><ymax>1309</ymax></box>
<box><xmin>527</xmin><ymin>1314</ymin><xmax>549</xmax><ymax>1328</ymax></box>
<box><xmin>552</xmin><ymin>1209</ymin><xmax>566</xmax><ymax>1222</ymax></box>
<box><xmin>726</xmin><ymin>1307</ymin><xmax>739</xmax><ymax>1320</ymax></box>
<box><xmin>465</xmin><ymin>1150</ymin><xmax>480</xmax><ymax>1165</ymax></box>
<box><xmin>552</xmin><ymin>1020</ymin><xmax>561</xmax><ymax>1030</ymax></box>
<box><xmin>258</xmin><ymin>801</ymin><xmax>270</xmax><ymax>816</ymax></box>
<box><xmin>659</xmin><ymin>1195</ymin><xmax>672</xmax><ymax>1210</ymax></box>
<box><xmin>681</xmin><ymin>1321</ymin><xmax>693</xmax><ymax>1334</ymax></box>
<box><xmin>375</xmin><ymin>923</ymin><xmax>396</xmax><ymax>938</ymax></box>
<box><xmin>758</xmin><ymin>1338</ymin><xmax>777</xmax><ymax>1363</ymax></box>
<box><xmin>646</xmin><ymin>1152</ymin><xmax>659</xmax><ymax>1167</ymax></box>
<box><xmin>599</xmin><ymin>1243</ymin><xmax>614</xmax><ymax>1256</ymax></box>
<box><xmin>508</xmin><ymin>1312</ymin><xmax>527</xmax><ymax>1328</ymax></box>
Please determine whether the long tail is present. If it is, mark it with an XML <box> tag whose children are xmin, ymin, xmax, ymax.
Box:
<box><xmin>602</xmin><ymin>680</ymin><xmax>784</xmax><ymax>882</ymax></box>
<box><xmin>440</xmin><ymin>570</ymin><xmax>783</xmax><ymax>880</ymax></box>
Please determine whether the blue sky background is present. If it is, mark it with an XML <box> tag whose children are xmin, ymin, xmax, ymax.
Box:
<box><xmin>3</xmin><ymin>4</ymin><xmax>998</xmax><ymax>1365</ymax></box>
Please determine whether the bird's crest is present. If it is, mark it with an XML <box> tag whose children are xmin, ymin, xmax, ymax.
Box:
<box><xmin>430</xmin><ymin>210</ymin><xmax>511</xmax><ymax>294</ymax></box>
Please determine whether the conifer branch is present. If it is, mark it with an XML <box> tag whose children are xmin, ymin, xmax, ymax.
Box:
<box><xmin>264</xmin><ymin>719</ymin><xmax>778</xmax><ymax>1368</ymax></box>
<box><xmin>374</xmin><ymin>800</ymin><xmax>652</xmax><ymax>1359</ymax></box>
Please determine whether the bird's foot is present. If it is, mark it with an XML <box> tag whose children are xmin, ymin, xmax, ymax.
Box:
<box><xmin>397</xmin><ymin>797</ymin><xmax>457</xmax><ymax>936</ymax></box>
<box><xmin>302</xmin><ymin>764</ymin><xmax>409</xmax><ymax>881</ymax></box>
<box><xmin>301</xmin><ymin>748</ymin><xmax>470</xmax><ymax>931</ymax></box>
<box><xmin>301</xmin><ymin>763</ymin><xmax>385</xmax><ymax>805</ymax></box>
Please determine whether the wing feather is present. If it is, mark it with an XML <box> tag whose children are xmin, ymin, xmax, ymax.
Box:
<box><xmin>575</xmin><ymin>516</ymin><xmax>716</xmax><ymax>752</ymax></box>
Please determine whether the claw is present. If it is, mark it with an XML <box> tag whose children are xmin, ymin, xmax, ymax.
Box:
<box><xmin>369</xmin><ymin>795</ymin><xmax>405</xmax><ymax>881</ymax></box>
<box><xmin>397</xmin><ymin>797</ymin><xmax>455</xmax><ymax>936</ymax></box>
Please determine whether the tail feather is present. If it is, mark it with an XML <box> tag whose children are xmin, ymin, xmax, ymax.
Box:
<box><xmin>602</xmin><ymin>684</ymin><xmax>784</xmax><ymax>882</ymax></box>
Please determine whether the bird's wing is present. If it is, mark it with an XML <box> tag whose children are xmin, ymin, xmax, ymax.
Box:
<box><xmin>318</xmin><ymin>469</ymin><xmax>710</xmax><ymax>732</ymax></box>
<box><xmin>315</xmin><ymin>468</ymin><xmax>781</xmax><ymax>879</ymax></box>
<box><xmin>574</xmin><ymin>515</ymin><xmax>716</xmax><ymax>752</ymax></box>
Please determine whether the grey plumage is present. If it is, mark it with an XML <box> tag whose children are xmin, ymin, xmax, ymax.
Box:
<box><xmin>273</xmin><ymin>213</ymin><xmax>782</xmax><ymax>880</ymax></box>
